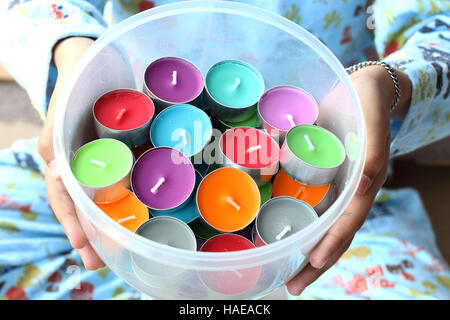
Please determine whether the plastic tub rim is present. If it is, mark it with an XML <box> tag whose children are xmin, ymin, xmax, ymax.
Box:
<box><xmin>53</xmin><ymin>0</ymin><xmax>366</xmax><ymax>270</ymax></box>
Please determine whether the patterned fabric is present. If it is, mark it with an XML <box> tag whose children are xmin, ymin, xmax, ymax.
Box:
<box><xmin>0</xmin><ymin>0</ymin><xmax>449</xmax><ymax>300</ymax></box>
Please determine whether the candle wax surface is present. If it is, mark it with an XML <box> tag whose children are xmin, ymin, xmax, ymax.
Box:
<box><xmin>258</xmin><ymin>86</ymin><xmax>318</xmax><ymax>131</ymax></box>
<box><xmin>93</xmin><ymin>89</ymin><xmax>155</xmax><ymax>131</ymax></box>
<box><xmin>221</xmin><ymin>111</ymin><xmax>260</xmax><ymax>129</ymax></box>
<box><xmin>200</xmin><ymin>234</ymin><xmax>255</xmax><ymax>252</ymax></box>
<box><xmin>287</xmin><ymin>125</ymin><xmax>345</xmax><ymax>168</ymax></box>
<box><xmin>220</xmin><ymin>127</ymin><xmax>279</xmax><ymax>169</ymax></box>
<box><xmin>131</xmin><ymin>147</ymin><xmax>195</xmax><ymax>210</ymax></box>
<box><xmin>257</xmin><ymin>197</ymin><xmax>318</xmax><ymax>245</ymax></box>
<box><xmin>144</xmin><ymin>57</ymin><xmax>204</xmax><ymax>103</ymax></box>
<box><xmin>71</xmin><ymin>139</ymin><xmax>133</xmax><ymax>187</ymax></box>
<box><xmin>136</xmin><ymin>217</ymin><xmax>196</xmax><ymax>251</ymax></box>
<box><xmin>197</xmin><ymin>168</ymin><xmax>260</xmax><ymax>232</ymax></box>
<box><xmin>96</xmin><ymin>191</ymin><xmax>149</xmax><ymax>232</ymax></box>
<box><xmin>150</xmin><ymin>104</ymin><xmax>212</xmax><ymax>157</ymax></box>
<box><xmin>273</xmin><ymin>169</ymin><xmax>329</xmax><ymax>207</ymax></box>
<box><xmin>206</xmin><ymin>61</ymin><xmax>264</xmax><ymax>109</ymax></box>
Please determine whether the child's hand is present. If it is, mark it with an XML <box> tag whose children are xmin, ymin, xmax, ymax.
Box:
<box><xmin>38</xmin><ymin>37</ymin><xmax>105</xmax><ymax>270</ymax></box>
<box><xmin>286</xmin><ymin>65</ymin><xmax>412</xmax><ymax>296</ymax></box>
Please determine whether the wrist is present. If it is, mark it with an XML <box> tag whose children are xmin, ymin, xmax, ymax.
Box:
<box><xmin>356</xmin><ymin>64</ymin><xmax>412</xmax><ymax>121</ymax></box>
<box><xmin>53</xmin><ymin>37</ymin><xmax>94</xmax><ymax>74</ymax></box>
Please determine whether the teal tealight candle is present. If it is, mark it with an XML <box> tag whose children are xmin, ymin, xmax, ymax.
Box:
<box><xmin>204</xmin><ymin>60</ymin><xmax>264</xmax><ymax>123</ymax></box>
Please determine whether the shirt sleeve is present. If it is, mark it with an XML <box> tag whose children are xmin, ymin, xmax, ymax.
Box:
<box><xmin>373</xmin><ymin>0</ymin><xmax>450</xmax><ymax>157</ymax></box>
<box><xmin>0</xmin><ymin>0</ymin><xmax>108</xmax><ymax>117</ymax></box>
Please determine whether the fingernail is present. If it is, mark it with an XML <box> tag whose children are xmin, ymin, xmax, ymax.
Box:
<box><xmin>311</xmin><ymin>257</ymin><xmax>327</xmax><ymax>269</ymax></box>
<box><xmin>357</xmin><ymin>174</ymin><xmax>372</xmax><ymax>195</ymax></box>
<box><xmin>48</xmin><ymin>160</ymin><xmax>60</xmax><ymax>179</ymax></box>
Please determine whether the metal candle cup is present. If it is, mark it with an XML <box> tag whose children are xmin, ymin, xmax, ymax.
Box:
<box><xmin>143</xmin><ymin>57</ymin><xmax>204</xmax><ymax>113</ymax></box>
<box><xmin>199</xmin><ymin>234</ymin><xmax>261</xmax><ymax>296</ymax></box>
<box><xmin>131</xmin><ymin>216</ymin><xmax>197</xmax><ymax>282</ymax></box>
<box><xmin>272</xmin><ymin>168</ymin><xmax>336</xmax><ymax>215</ymax></box>
<box><xmin>216</xmin><ymin>127</ymin><xmax>280</xmax><ymax>186</ymax></box>
<box><xmin>254</xmin><ymin>197</ymin><xmax>318</xmax><ymax>247</ymax></box>
<box><xmin>93</xmin><ymin>89</ymin><xmax>155</xmax><ymax>149</ymax></box>
<box><xmin>203</xmin><ymin>60</ymin><xmax>265</xmax><ymax>123</ymax></box>
<box><xmin>149</xmin><ymin>104</ymin><xmax>213</xmax><ymax>165</ymax></box>
<box><xmin>258</xmin><ymin>85</ymin><xmax>319</xmax><ymax>146</ymax></box>
<box><xmin>196</xmin><ymin>167</ymin><xmax>261</xmax><ymax>233</ymax></box>
<box><xmin>71</xmin><ymin>138</ymin><xmax>134</xmax><ymax>204</ymax></box>
<box><xmin>280</xmin><ymin>125</ymin><xmax>346</xmax><ymax>186</ymax></box>
<box><xmin>130</xmin><ymin>147</ymin><xmax>196</xmax><ymax>212</ymax></box>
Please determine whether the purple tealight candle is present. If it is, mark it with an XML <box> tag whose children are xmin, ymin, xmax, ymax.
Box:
<box><xmin>258</xmin><ymin>85</ymin><xmax>319</xmax><ymax>145</ymax></box>
<box><xmin>131</xmin><ymin>147</ymin><xmax>196</xmax><ymax>211</ymax></box>
<box><xmin>143</xmin><ymin>57</ymin><xmax>204</xmax><ymax>113</ymax></box>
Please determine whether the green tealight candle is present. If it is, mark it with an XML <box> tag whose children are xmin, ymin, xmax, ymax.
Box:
<box><xmin>286</xmin><ymin>125</ymin><xmax>345</xmax><ymax>168</ymax></box>
<box><xmin>71</xmin><ymin>138</ymin><xmax>134</xmax><ymax>187</ymax></box>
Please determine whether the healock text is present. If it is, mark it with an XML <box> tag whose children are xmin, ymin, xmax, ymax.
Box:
<box><xmin>178</xmin><ymin>304</ymin><xmax>271</xmax><ymax>317</ymax></box>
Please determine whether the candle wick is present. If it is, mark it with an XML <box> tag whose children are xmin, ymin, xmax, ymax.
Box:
<box><xmin>246</xmin><ymin>145</ymin><xmax>262</xmax><ymax>153</ymax></box>
<box><xmin>89</xmin><ymin>159</ymin><xmax>107</xmax><ymax>168</ymax></box>
<box><xmin>286</xmin><ymin>114</ymin><xmax>296</xmax><ymax>128</ymax></box>
<box><xmin>304</xmin><ymin>134</ymin><xmax>315</xmax><ymax>150</ymax></box>
<box><xmin>226</xmin><ymin>196</ymin><xmax>241</xmax><ymax>211</ymax></box>
<box><xmin>115</xmin><ymin>108</ymin><xmax>127</xmax><ymax>121</ymax></box>
<box><xmin>294</xmin><ymin>185</ymin><xmax>306</xmax><ymax>198</ymax></box>
<box><xmin>231</xmin><ymin>269</ymin><xmax>243</xmax><ymax>279</ymax></box>
<box><xmin>117</xmin><ymin>215</ymin><xmax>136</xmax><ymax>224</ymax></box>
<box><xmin>232</xmin><ymin>77</ymin><xmax>240</xmax><ymax>89</ymax></box>
<box><xmin>151</xmin><ymin>177</ymin><xmax>166</xmax><ymax>194</ymax></box>
<box><xmin>275</xmin><ymin>225</ymin><xmax>292</xmax><ymax>241</ymax></box>
<box><xmin>172</xmin><ymin>70</ymin><xmax>177</xmax><ymax>85</ymax></box>
<box><xmin>180</xmin><ymin>129</ymin><xmax>188</xmax><ymax>145</ymax></box>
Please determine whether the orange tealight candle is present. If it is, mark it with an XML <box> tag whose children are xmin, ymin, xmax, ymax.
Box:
<box><xmin>97</xmin><ymin>190</ymin><xmax>149</xmax><ymax>232</ymax></box>
<box><xmin>272</xmin><ymin>169</ymin><xmax>335</xmax><ymax>214</ymax></box>
<box><xmin>196</xmin><ymin>168</ymin><xmax>260</xmax><ymax>232</ymax></box>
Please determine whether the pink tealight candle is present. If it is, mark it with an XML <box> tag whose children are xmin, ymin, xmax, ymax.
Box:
<box><xmin>143</xmin><ymin>57</ymin><xmax>204</xmax><ymax>112</ymax></box>
<box><xmin>131</xmin><ymin>147</ymin><xmax>196</xmax><ymax>211</ymax></box>
<box><xmin>93</xmin><ymin>89</ymin><xmax>155</xmax><ymax>148</ymax></box>
<box><xmin>258</xmin><ymin>85</ymin><xmax>319</xmax><ymax>144</ymax></box>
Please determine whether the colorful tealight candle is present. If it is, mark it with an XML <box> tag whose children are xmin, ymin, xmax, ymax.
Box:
<box><xmin>131</xmin><ymin>147</ymin><xmax>196</xmax><ymax>211</ymax></box>
<box><xmin>280</xmin><ymin>125</ymin><xmax>346</xmax><ymax>186</ymax></box>
<box><xmin>96</xmin><ymin>190</ymin><xmax>149</xmax><ymax>232</ymax></box>
<box><xmin>199</xmin><ymin>234</ymin><xmax>261</xmax><ymax>295</ymax></box>
<box><xmin>150</xmin><ymin>104</ymin><xmax>212</xmax><ymax>160</ymax></box>
<box><xmin>258</xmin><ymin>86</ymin><xmax>319</xmax><ymax>145</ymax></box>
<box><xmin>254</xmin><ymin>197</ymin><xmax>318</xmax><ymax>247</ymax></box>
<box><xmin>204</xmin><ymin>60</ymin><xmax>264</xmax><ymax>123</ymax></box>
<box><xmin>93</xmin><ymin>89</ymin><xmax>155</xmax><ymax>148</ymax></box>
<box><xmin>71</xmin><ymin>138</ymin><xmax>134</xmax><ymax>203</ymax></box>
<box><xmin>272</xmin><ymin>169</ymin><xmax>336</xmax><ymax>215</ymax></box>
<box><xmin>150</xmin><ymin>169</ymin><xmax>202</xmax><ymax>224</ymax></box>
<box><xmin>211</xmin><ymin>109</ymin><xmax>261</xmax><ymax>132</ymax></box>
<box><xmin>217</xmin><ymin>127</ymin><xmax>280</xmax><ymax>186</ymax></box>
<box><xmin>196</xmin><ymin>168</ymin><xmax>260</xmax><ymax>232</ymax></box>
<box><xmin>132</xmin><ymin>216</ymin><xmax>196</xmax><ymax>281</ymax></box>
<box><xmin>143</xmin><ymin>57</ymin><xmax>204</xmax><ymax>113</ymax></box>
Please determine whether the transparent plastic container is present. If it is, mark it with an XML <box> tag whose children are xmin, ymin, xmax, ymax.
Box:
<box><xmin>53</xmin><ymin>0</ymin><xmax>366</xmax><ymax>299</ymax></box>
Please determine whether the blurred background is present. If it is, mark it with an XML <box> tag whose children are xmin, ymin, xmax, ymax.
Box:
<box><xmin>1</xmin><ymin>65</ymin><xmax>449</xmax><ymax>264</ymax></box>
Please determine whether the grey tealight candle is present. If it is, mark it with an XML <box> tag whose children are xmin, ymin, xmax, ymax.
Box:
<box><xmin>135</xmin><ymin>216</ymin><xmax>197</xmax><ymax>250</ymax></box>
<box><xmin>254</xmin><ymin>196</ymin><xmax>318</xmax><ymax>247</ymax></box>
<box><xmin>131</xmin><ymin>216</ymin><xmax>196</xmax><ymax>283</ymax></box>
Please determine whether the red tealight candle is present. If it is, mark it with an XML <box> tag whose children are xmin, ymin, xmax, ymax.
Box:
<box><xmin>217</xmin><ymin>127</ymin><xmax>280</xmax><ymax>185</ymax></box>
<box><xmin>93</xmin><ymin>89</ymin><xmax>155</xmax><ymax>148</ymax></box>
<box><xmin>199</xmin><ymin>234</ymin><xmax>261</xmax><ymax>295</ymax></box>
